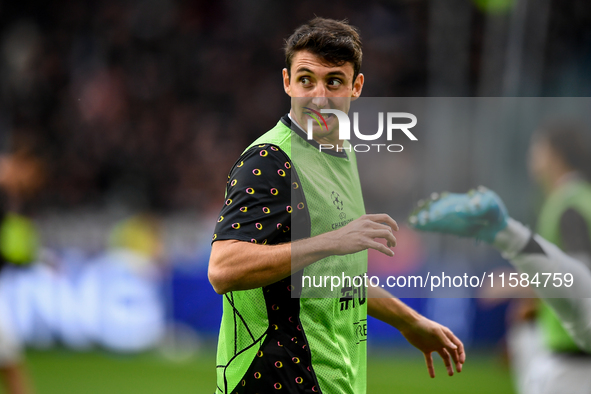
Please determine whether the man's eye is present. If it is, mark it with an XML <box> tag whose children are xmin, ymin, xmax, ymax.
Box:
<box><xmin>300</xmin><ymin>77</ymin><xmax>311</xmax><ymax>85</ymax></box>
<box><xmin>328</xmin><ymin>79</ymin><xmax>343</xmax><ymax>88</ymax></box>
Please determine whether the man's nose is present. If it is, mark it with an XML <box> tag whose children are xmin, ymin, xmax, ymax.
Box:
<box><xmin>311</xmin><ymin>94</ymin><xmax>329</xmax><ymax>109</ymax></box>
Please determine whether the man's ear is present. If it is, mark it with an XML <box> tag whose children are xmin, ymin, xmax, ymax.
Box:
<box><xmin>351</xmin><ymin>73</ymin><xmax>364</xmax><ymax>100</ymax></box>
<box><xmin>282</xmin><ymin>68</ymin><xmax>291</xmax><ymax>96</ymax></box>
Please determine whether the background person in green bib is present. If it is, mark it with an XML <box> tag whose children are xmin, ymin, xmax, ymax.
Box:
<box><xmin>514</xmin><ymin>121</ymin><xmax>591</xmax><ymax>394</ymax></box>
<box><xmin>530</xmin><ymin>122</ymin><xmax>591</xmax><ymax>354</ymax></box>
<box><xmin>468</xmin><ymin>122</ymin><xmax>591</xmax><ymax>394</ymax></box>
<box><xmin>410</xmin><ymin>121</ymin><xmax>591</xmax><ymax>394</ymax></box>
<box><xmin>0</xmin><ymin>148</ymin><xmax>43</xmax><ymax>394</ymax></box>
<box><xmin>208</xmin><ymin>17</ymin><xmax>465</xmax><ymax>394</ymax></box>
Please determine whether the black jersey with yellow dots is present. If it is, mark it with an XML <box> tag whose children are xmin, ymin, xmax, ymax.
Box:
<box><xmin>211</xmin><ymin>114</ymin><xmax>367</xmax><ymax>394</ymax></box>
<box><xmin>213</xmin><ymin>144</ymin><xmax>293</xmax><ymax>246</ymax></box>
<box><xmin>212</xmin><ymin>142</ymin><xmax>318</xmax><ymax>393</ymax></box>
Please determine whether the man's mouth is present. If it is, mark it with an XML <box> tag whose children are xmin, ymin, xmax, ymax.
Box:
<box><xmin>305</xmin><ymin>112</ymin><xmax>333</xmax><ymax>120</ymax></box>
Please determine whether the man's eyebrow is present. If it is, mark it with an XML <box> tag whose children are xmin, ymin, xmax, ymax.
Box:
<box><xmin>294</xmin><ymin>67</ymin><xmax>348</xmax><ymax>78</ymax></box>
<box><xmin>294</xmin><ymin>67</ymin><xmax>314</xmax><ymax>74</ymax></box>
<box><xmin>325</xmin><ymin>70</ymin><xmax>347</xmax><ymax>77</ymax></box>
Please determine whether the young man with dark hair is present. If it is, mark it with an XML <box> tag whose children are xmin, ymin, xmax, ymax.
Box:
<box><xmin>208</xmin><ymin>17</ymin><xmax>465</xmax><ymax>394</ymax></box>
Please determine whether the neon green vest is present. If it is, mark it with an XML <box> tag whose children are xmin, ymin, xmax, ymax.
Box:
<box><xmin>537</xmin><ymin>178</ymin><xmax>591</xmax><ymax>353</ymax></box>
<box><xmin>216</xmin><ymin>118</ymin><xmax>368</xmax><ymax>393</ymax></box>
<box><xmin>0</xmin><ymin>212</ymin><xmax>39</xmax><ymax>265</ymax></box>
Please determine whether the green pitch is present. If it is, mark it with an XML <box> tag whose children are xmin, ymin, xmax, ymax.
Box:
<box><xmin>368</xmin><ymin>350</ymin><xmax>515</xmax><ymax>393</ymax></box>
<box><xmin>18</xmin><ymin>348</ymin><xmax>514</xmax><ymax>394</ymax></box>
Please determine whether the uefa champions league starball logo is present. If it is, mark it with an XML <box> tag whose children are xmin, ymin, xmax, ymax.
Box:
<box><xmin>331</xmin><ymin>191</ymin><xmax>344</xmax><ymax>211</ymax></box>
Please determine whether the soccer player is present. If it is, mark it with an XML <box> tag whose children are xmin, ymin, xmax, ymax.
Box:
<box><xmin>527</xmin><ymin>123</ymin><xmax>591</xmax><ymax>357</ymax></box>
<box><xmin>208</xmin><ymin>17</ymin><xmax>465</xmax><ymax>394</ymax></box>
<box><xmin>411</xmin><ymin>123</ymin><xmax>591</xmax><ymax>394</ymax></box>
<box><xmin>0</xmin><ymin>151</ymin><xmax>40</xmax><ymax>394</ymax></box>
<box><xmin>409</xmin><ymin>187</ymin><xmax>591</xmax><ymax>354</ymax></box>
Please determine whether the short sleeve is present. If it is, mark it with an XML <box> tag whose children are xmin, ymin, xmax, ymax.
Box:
<box><xmin>559</xmin><ymin>207</ymin><xmax>591</xmax><ymax>265</ymax></box>
<box><xmin>212</xmin><ymin>144</ymin><xmax>293</xmax><ymax>245</ymax></box>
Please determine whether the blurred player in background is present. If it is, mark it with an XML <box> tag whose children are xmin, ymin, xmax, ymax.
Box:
<box><xmin>0</xmin><ymin>146</ymin><xmax>43</xmax><ymax>394</ymax></box>
<box><xmin>518</xmin><ymin>122</ymin><xmax>591</xmax><ymax>394</ymax></box>
<box><xmin>528</xmin><ymin>121</ymin><xmax>591</xmax><ymax>347</ymax></box>
<box><xmin>410</xmin><ymin>121</ymin><xmax>591</xmax><ymax>394</ymax></box>
<box><xmin>208</xmin><ymin>17</ymin><xmax>464</xmax><ymax>394</ymax></box>
<box><xmin>410</xmin><ymin>187</ymin><xmax>591</xmax><ymax>352</ymax></box>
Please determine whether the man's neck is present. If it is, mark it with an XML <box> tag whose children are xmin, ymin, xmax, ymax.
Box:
<box><xmin>553</xmin><ymin>171</ymin><xmax>581</xmax><ymax>190</ymax></box>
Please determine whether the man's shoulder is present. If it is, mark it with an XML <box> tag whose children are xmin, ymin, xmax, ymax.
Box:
<box><xmin>236</xmin><ymin>143</ymin><xmax>290</xmax><ymax>168</ymax></box>
<box><xmin>550</xmin><ymin>179</ymin><xmax>591</xmax><ymax>214</ymax></box>
<box><xmin>243</xmin><ymin>116</ymin><xmax>293</xmax><ymax>156</ymax></box>
<box><xmin>226</xmin><ymin>142</ymin><xmax>292</xmax><ymax>189</ymax></box>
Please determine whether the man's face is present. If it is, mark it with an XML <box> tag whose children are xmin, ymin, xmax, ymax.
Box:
<box><xmin>283</xmin><ymin>50</ymin><xmax>364</xmax><ymax>142</ymax></box>
<box><xmin>528</xmin><ymin>135</ymin><xmax>555</xmax><ymax>190</ymax></box>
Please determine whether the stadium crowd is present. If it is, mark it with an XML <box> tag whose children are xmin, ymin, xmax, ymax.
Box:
<box><xmin>2</xmin><ymin>0</ymin><xmax>588</xmax><ymax>214</ymax></box>
<box><xmin>0</xmin><ymin>1</ymin><xmax>429</xmax><ymax>213</ymax></box>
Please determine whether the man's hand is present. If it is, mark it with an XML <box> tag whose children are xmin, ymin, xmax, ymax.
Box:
<box><xmin>322</xmin><ymin>214</ymin><xmax>398</xmax><ymax>257</ymax></box>
<box><xmin>367</xmin><ymin>290</ymin><xmax>465</xmax><ymax>378</ymax></box>
<box><xmin>399</xmin><ymin>316</ymin><xmax>465</xmax><ymax>378</ymax></box>
<box><xmin>211</xmin><ymin>213</ymin><xmax>398</xmax><ymax>294</ymax></box>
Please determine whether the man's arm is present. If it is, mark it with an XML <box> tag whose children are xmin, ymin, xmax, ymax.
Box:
<box><xmin>408</xmin><ymin>188</ymin><xmax>591</xmax><ymax>353</ymax></box>
<box><xmin>559</xmin><ymin>207</ymin><xmax>591</xmax><ymax>267</ymax></box>
<box><xmin>494</xmin><ymin>218</ymin><xmax>591</xmax><ymax>353</ymax></box>
<box><xmin>209</xmin><ymin>214</ymin><xmax>398</xmax><ymax>294</ymax></box>
<box><xmin>209</xmin><ymin>144</ymin><xmax>399</xmax><ymax>294</ymax></box>
<box><xmin>367</xmin><ymin>287</ymin><xmax>465</xmax><ymax>378</ymax></box>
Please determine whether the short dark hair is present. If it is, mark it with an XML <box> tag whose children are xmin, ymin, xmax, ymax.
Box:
<box><xmin>284</xmin><ymin>17</ymin><xmax>362</xmax><ymax>82</ymax></box>
<box><xmin>537</xmin><ymin>120</ymin><xmax>591</xmax><ymax>178</ymax></box>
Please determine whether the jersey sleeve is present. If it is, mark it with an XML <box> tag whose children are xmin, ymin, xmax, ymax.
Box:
<box><xmin>212</xmin><ymin>144</ymin><xmax>293</xmax><ymax>245</ymax></box>
<box><xmin>559</xmin><ymin>207</ymin><xmax>591</xmax><ymax>267</ymax></box>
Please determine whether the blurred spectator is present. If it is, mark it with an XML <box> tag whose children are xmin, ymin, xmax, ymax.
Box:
<box><xmin>0</xmin><ymin>1</ymin><xmax>428</xmax><ymax>212</ymax></box>
<box><xmin>0</xmin><ymin>150</ymin><xmax>42</xmax><ymax>394</ymax></box>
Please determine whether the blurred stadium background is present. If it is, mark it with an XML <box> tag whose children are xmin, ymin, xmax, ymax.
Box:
<box><xmin>0</xmin><ymin>0</ymin><xmax>590</xmax><ymax>392</ymax></box>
